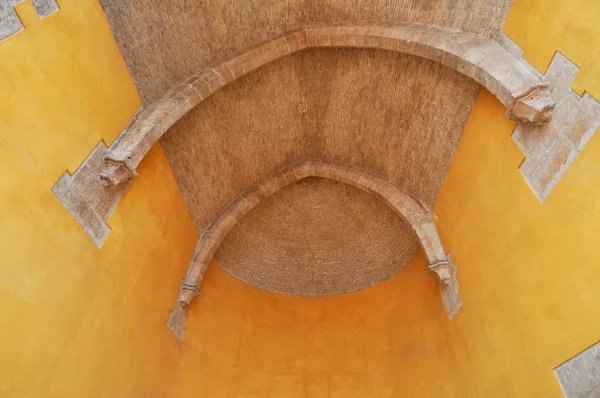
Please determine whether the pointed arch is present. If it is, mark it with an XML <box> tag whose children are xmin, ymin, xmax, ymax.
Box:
<box><xmin>100</xmin><ymin>22</ymin><xmax>553</xmax><ymax>188</ymax></box>
<box><xmin>167</xmin><ymin>160</ymin><xmax>461</xmax><ymax>339</ymax></box>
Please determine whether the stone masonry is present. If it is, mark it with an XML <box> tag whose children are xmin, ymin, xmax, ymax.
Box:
<box><xmin>500</xmin><ymin>34</ymin><xmax>600</xmax><ymax>202</ymax></box>
<box><xmin>555</xmin><ymin>342</ymin><xmax>600</xmax><ymax>398</ymax></box>
<box><xmin>0</xmin><ymin>0</ymin><xmax>59</xmax><ymax>41</ymax></box>
<box><xmin>98</xmin><ymin>22</ymin><xmax>553</xmax><ymax>189</ymax></box>
<box><xmin>50</xmin><ymin>21</ymin><xmax>551</xmax><ymax>248</ymax></box>
<box><xmin>52</xmin><ymin>142</ymin><xmax>128</xmax><ymax>247</ymax></box>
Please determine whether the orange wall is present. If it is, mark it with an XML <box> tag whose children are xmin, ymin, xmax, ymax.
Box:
<box><xmin>179</xmin><ymin>254</ymin><xmax>464</xmax><ymax>397</ymax></box>
<box><xmin>0</xmin><ymin>1</ymin><xmax>198</xmax><ymax>397</ymax></box>
<box><xmin>175</xmin><ymin>92</ymin><xmax>599</xmax><ymax>398</ymax></box>
<box><xmin>434</xmin><ymin>89</ymin><xmax>600</xmax><ymax>397</ymax></box>
<box><xmin>504</xmin><ymin>0</ymin><xmax>600</xmax><ymax>98</ymax></box>
<box><xmin>2</xmin><ymin>0</ymin><xmax>600</xmax><ymax>397</ymax></box>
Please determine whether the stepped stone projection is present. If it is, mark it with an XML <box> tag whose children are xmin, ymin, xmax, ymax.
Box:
<box><xmin>53</xmin><ymin>21</ymin><xmax>558</xmax><ymax>247</ymax></box>
<box><xmin>0</xmin><ymin>0</ymin><xmax>58</xmax><ymax>41</ymax></box>
<box><xmin>499</xmin><ymin>34</ymin><xmax>600</xmax><ymax>201</ymax></box>
<box><xmin>99</xmin><ymin>22</ymin><xmax>553</xmax><ymax>191</ymax></box>
<box><xmin>555</xmin><ymin>342</ymin><xmax>600</xmax><ymax>398</ymax></box>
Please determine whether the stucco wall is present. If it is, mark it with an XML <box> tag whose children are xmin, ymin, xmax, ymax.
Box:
<box><xmin>433</xmin><ymin>88</ymin><xmax>600</xmax><ymax>397</ymax></box>
<box><xmin>0</xmin><ymin>1</ymin><xmax>199</xmax><ymax>396</ymax></box>
<box><xmin>1</xmin><ymin>0</ymin><xmax>599</xmax><ymax>397</ymax></box>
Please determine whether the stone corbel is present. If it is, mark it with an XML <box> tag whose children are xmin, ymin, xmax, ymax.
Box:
<box><xmin>99</xmin><ymin>155</ymin><xmax>138</xmax><ymax>188</ymax></box>
<box><xmin>506</xmin><ymin>83</ymin><xmax>554</xmax><ymax>126</ymax></box>
<box><xmin>51</xmin><ymin>142</ymin><xmax>129</xmax><ymax>248</ymax></box>
<box><xmin>178</xmin><ymin>284</ymin><xmax>201</xmax><ymax>307</ymax></box>
<box><xmin>428</xmin><ymin>261</ymin><xmax>452</xmax><ymax>285</ymax></box>
<box><xmin>167</xmin><ymin>283</ymin><xmax>201</xmax><ymax>340</ymax></box>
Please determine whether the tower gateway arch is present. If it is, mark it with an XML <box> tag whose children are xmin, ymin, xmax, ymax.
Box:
<box><xmin>2</xmin><ymin>0</ymin><xmax>600</xmax><ymax>397</ymax></box>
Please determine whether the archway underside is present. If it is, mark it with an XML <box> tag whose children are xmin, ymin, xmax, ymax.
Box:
<box><xmin>167</xmin><ymin>161</ymin><xmax>462</xmax><ymax>339</ymax></box>
<box><xmin>52</xmin><ymin>21</ymin><xmax>558</xmax><ymax>249</ymax></box>
<box><xmin>100</xmin><ymin>22</ymin><xmax>552</xmax><ymax>189</ymax></box>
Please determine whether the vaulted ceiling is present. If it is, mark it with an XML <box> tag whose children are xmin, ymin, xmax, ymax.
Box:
<box><xmin>98</xmin><ymin>0</ymin><xmax>512</xmax><ymax>296</ymax></box>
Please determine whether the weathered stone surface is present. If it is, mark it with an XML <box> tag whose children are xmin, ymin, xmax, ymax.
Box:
<box><xmin>0</xmin><ymin>0</ymin><xmax>59</xmax><ymax>41</ymax></box>
<box><xmin>52</xmin><ymin>172</ymin><xmax>110</xmax><ymax>248</ymax></box>
<box><xmin>555</xmin><ymin>342</ymin><xmax>600</xmax><ymax>398</ymax></box>
<box><xmin>31</xmin><ymin>0</ymin><xmax>59</xmax><ymax>18</ymax></box>
<box><xmin>167</xmin><ymin>161</ymin><xmax>460</xmax><ymax>339</ymax></box>
<box><xmin>503</xmin><ymin>38</ymin><xmax>600</xmax><ymax>202</ymax></box>
<box><xmin>52</xmin><ymin>142</ymin><xmax>129</xmax><ymax>247</ymax></box>
<box><xmin>98</xmin><ymin>22</ymin><xmax>550</xmax><ymax>189</ymax></box>
<box><xmin>0</xmin><ymin>1</ymin><xmax>23</xmax><ymax>41</ymax></box>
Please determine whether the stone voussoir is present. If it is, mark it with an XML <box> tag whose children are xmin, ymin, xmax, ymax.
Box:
<box><xmin>96</xmin><ymin>22</ymin><xmax>551</xmax><ymax>190</ymax></box>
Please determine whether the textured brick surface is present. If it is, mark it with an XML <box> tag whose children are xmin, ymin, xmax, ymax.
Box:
<box><xmin>161</xmin><ymin>48</ymin><xmax>476</xmax><ymax>234</ymax></box>
<box><xmin>215</xmin><ymin>177</ymin><xmax>420</xmax><ymax>296</ymax></box>
<box><xmin>167</xmin><ymin>161</ymin><xmax>460</xmax><ymax>339</ymax></box>
<box><xmin>100</xmin><ymin>22</ymin><xmax>552</xmax><ymax>189</ymax></box>
<box><xmin>0</xmin><ymin>0</ymin><xmax>59</xmax><ymax>41</ymax></box>
<box><xmin>99</xmin><ymin>0</ymin><xmax>512</xmax><ymax>104</ymax></box>
<box><xmin>555</xmin><ymin>342</ymin><xmax>600</xmax><ymax>398</ymax></box>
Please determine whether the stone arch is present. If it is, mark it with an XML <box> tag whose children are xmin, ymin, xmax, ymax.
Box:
<box><xmin>167</xmin><ymin>160</ymin><xmax>461</xmax><ymax>339</ymax></box>
<box><xmin>100</xmin><ymin>22</ymin><xmax>554</xmax><ymax>188</ymax></box>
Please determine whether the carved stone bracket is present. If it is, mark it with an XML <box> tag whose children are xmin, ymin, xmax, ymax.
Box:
<box><xmin>506</xmin><ymin>83</ymin><xmax>554</xmax><ymax>126</ymax></box>
<box><xmin>178</xmin><ymin>284</ymin><xmax>201</xmax><ymax>307</ymax></box>
<box><xmin>438</xmin><ymin>253</ymin><xmax>462</xmax><ymax>319</ymax></box>
<box><xmin>99</xmin><ymin>155</ymin><xmax>138</xmax><ymax>188</ymax></box>
<box><xmin>52</xmin><ymin>142</ymin><xmax>129</xmax><ymax>247</ymax></box>
<box><xmin>428</xmin><ymin>261</ymin><xmax>452</xmax><ymax>285</ymax></box>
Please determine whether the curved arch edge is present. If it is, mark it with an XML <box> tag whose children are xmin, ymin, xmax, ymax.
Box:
<box><xmin>100</xmin><ymin>21</ymin><xmax>554</xmax><ymax>188</ymax></box>
<box><xmin>167</xmin><ymin>161</ymin><xmax>462</xmax><ymax>340</ymax></box>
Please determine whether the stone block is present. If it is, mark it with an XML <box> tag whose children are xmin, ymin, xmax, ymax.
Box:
<box><xmin>555</xmin><ymin>342</ymin><xmax>600</xmax><ymax>398</ymax></box>
<box><xmin>52</xmin><ymin>142</ymin><xmax>129</xmax><ymax>248</ymax></box>
<box><xmin>1</xmin><ymin>0</ymin><xmax>59</xmax><ymax>41</ymax></box>
<box><xmin>500</xmin><ymin>37</ymin><xmax>600</xmax><ymax>202</ymax></box>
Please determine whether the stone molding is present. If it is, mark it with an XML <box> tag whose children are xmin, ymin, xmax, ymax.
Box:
<box><xmin>98</xmin><ymin>21</ymin><xmax>553</xmax><ymax>189</ymax></box>
<box><xmin>500</xmin><ymin>34</ymin><xmax>600</xmax><ymax>202</ymax></box>
<box><xmin>0</xmin><ymin>0</ymin><xmax>59</xmax><ymax>41</ymax></box>
<box><xmin>52</xmin><ymin>142</ymin><xmax>128</xmax><ymax>247</ymax></box>
<box><xmin>167</xmin><ymin>160</ymin><xmax>461</xmax><ymax>339</ymax></box>
<box><xmin>554</xmin><ymin>342</ymin><xmax>600</xmax><ymax>398</ymax></box>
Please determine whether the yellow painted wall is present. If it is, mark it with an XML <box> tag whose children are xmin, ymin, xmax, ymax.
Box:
<box><xmin>504</xmin><ymin>0</ymin><xmax>600</xmax><ymax>98</ymax></box>
<box><xmin>433</xmin><ymin>89</ymin><xmax>600</xmax><ymax>397</ymax></box>
<box><xmin>0</xmin><ymin>1</ymin><xmax>199</xmax><ymax>396</ymax></box>
<box><xmin>179</xmin><ymin>253</ymin><xmax>467</xmax><ymax>397</ymax></box>
<box><xmin>2</xmin><ymin>0</ymin><xmax>600</xmax><ymax>397</ymax></box>
<box><xmin>176</xmin><ymin>94</ymin><xmax>599</xmax><ymax>398</ymax></box>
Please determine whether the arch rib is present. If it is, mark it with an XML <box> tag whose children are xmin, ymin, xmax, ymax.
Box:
<box><xmin>101</xmin><ymin>22</ymin><xmax>553</xmax><ymax>188</ymax></box>
<box><xmin>167</xmin><ymin>161</ymin><xmax>461</xmax><ymax>339</ymax></box>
